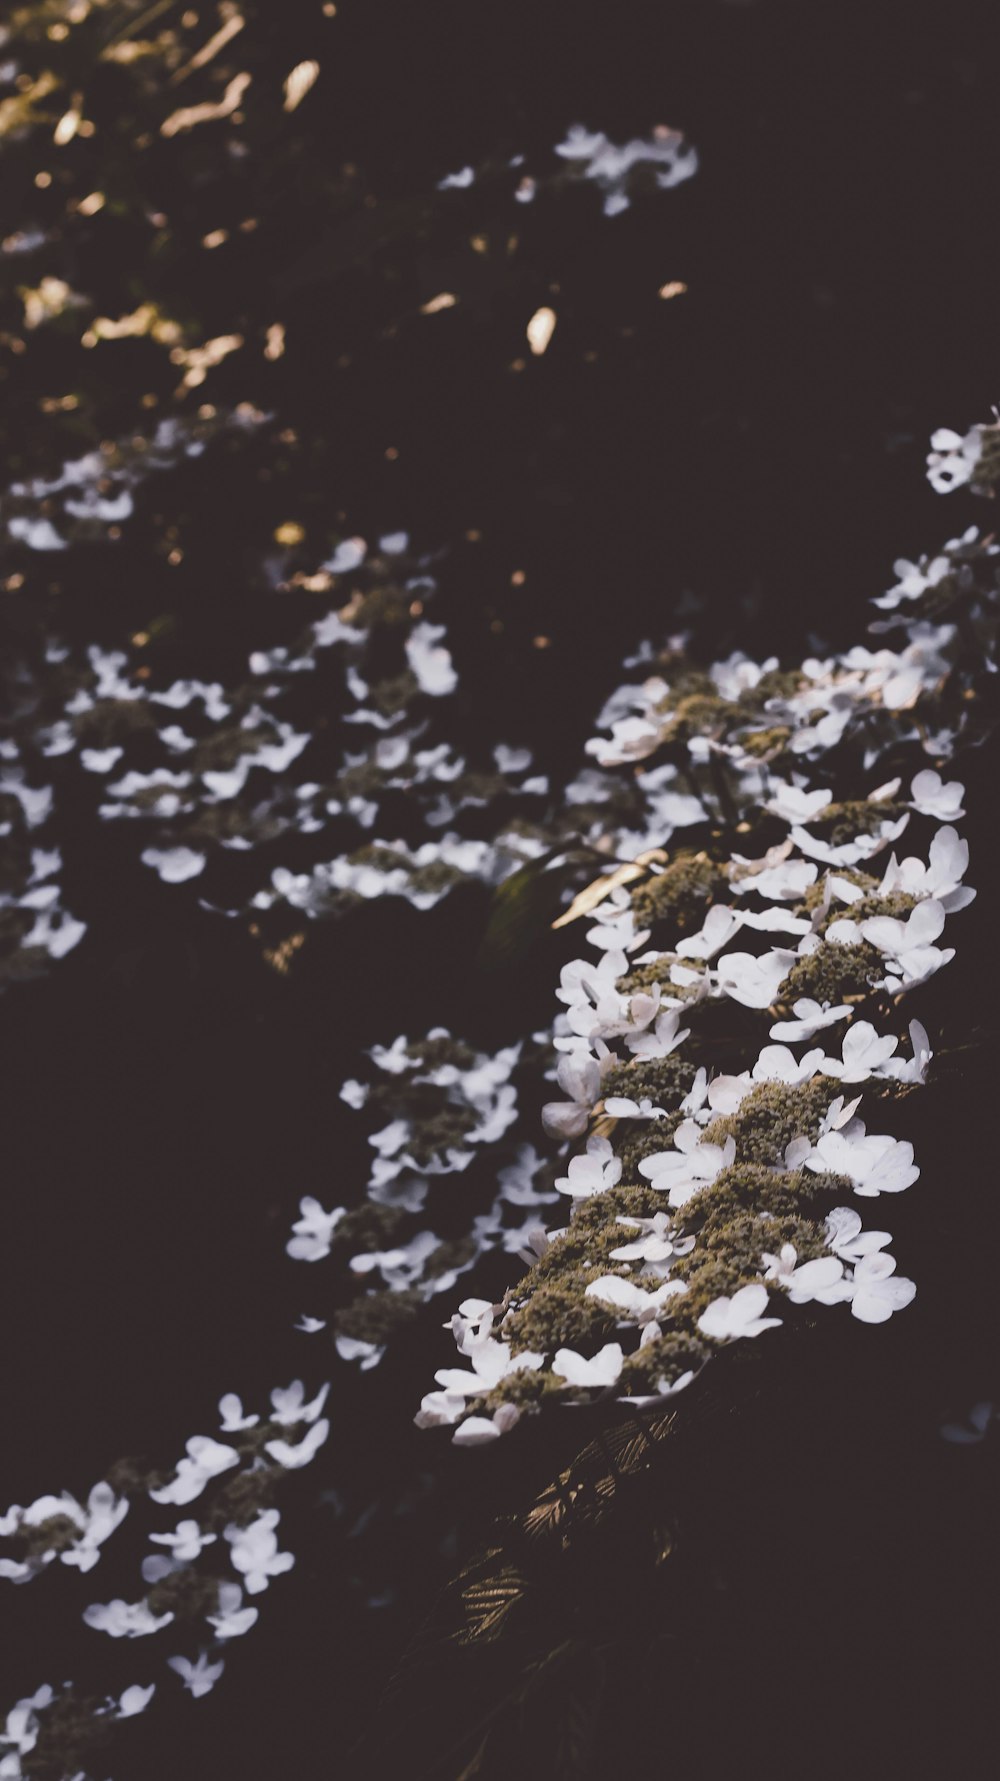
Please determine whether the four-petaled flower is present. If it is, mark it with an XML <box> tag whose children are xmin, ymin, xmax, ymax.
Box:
<box><xmin>908</xmin><ymin>769</ymin><xmax>965</xmax><ymax>820</ymax></box>
<box><xmin>167</xmin><ymin>1651</ymin><xmax>226</xmax><ymax>1699</ymax></box>
<box><xmin>552</xmin><ymin>1344</ymin><xmax>625</xmax><ymax>1388</ymax></box>
<box><xmin>849</xmin><ymin>1253</ymin><xmax>916</xmax><ymax>1323</ymax></box>
<box><xmin>542</xmin><ymin>1051</ymin><xmax>604</xmax><ymax>1139</ymax></box>
<box><xmin>224</xmin><ymin>1510</ymin><xmax>295</xmax><ymax>1595</ymax></box>
<box><xmin>585</xmin><ymin>1275</ymin><xmax>687</xmax><ymax>1324</ymax></box>
<box><xmin>697</xmin><ymin>1284</ymin><xmax>782</xmax><ymax>1341</ymax></box>
<box><xmin>555</xmin><ymin>1134</ymin><xmax>622</xmax><ymax>1199</ymax></box>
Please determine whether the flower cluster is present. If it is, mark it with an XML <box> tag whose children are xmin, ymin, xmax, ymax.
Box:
<box><xmin>417</xmin><ymin>432</ymin><xmax>996</xmax><ymax>1443</ymax></box>
<box><xmin>285</xmin><ymin>1031</ymin><xmax>559</xmax><ymax>1367</ymax></box>
<box><xmin>0</xmin><ymin>1379</ymin><xmax>329</xmax><ymax>1778</ymax></box>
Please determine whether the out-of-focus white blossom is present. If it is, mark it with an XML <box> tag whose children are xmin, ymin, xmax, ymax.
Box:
<box><xmin>224</xmin><ymin>1510</ymin><xmax>294</xmax><ymax>1595</ymax></box>
<box><xmin>167</xmin><ymin>1651</ymin><xmax>225</xmax><ymax>1698</ymax></box>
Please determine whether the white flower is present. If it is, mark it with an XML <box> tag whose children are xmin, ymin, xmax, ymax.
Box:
<box><xmin>270</xmin><ymin>1380</ymin><xmax>329</xmax><ymax>1425</ymax></box>
<box><xmin>908</xmin><ymin>769</ymin><xmax>965</xmax><ymax>821</ymax></box>
<box><xmin>206</xmin><ymin>1582</ymin><xmax>259</xmax><ymax>1639</ymax></box>
<box><xmin>817</xmin><ymin>1094</ymin><xmax>863</xmax><ymax>1136</ymax></box>
<box><xmin>334</xmin><ymin>1335</ymin><xmax>385</xmax><ymax>1369</ymax></box>
<box><xmin>511</xmin><ymin>1223</ymin><xmax>552</xmax><ymax>1266</ymax></box>
<box><xmin>498</xmin><ymin>1145</ymin><xmax>555</xmax><ymax>1207</ymax></box>
<box><xmin>555</xmin><ymin>1134</ymin><xmax>622</xmax><ymax>1199</ymax></box>
<box><xmin>115</xmin><ymin>1683</ymin><xmax>156</xmax><ymax>1718</ymax></box>
<box><xmin>149</xmin><ymin>1437</ymin><xmax>240</xmax><ymax>1507</ymax></box>
<box><xmin>807</xmin><ymin>1129</ymin><xmax>919</xmax><ymax>1196</ymax></box>
<box><xmin>705</xmin><ymin>1071</ymin><xmax>752</xmax><ymax>1115</ymax></box>
<box><xmin>83</xmin><ymin>1598</ymin><xmax>174</xmax><ymax>1638</ymax></box>
<box><xmin>585</xmin><ymin>713</ymin><xmax>661</xmax><ymax>767</ymax></box>
<box><xmin>761</xmin><ymin>1244</ymin><xmax>849</xmax><ymax>1305</ymax></box>
<box><xmin>286</xmin><ymin>1197</ymin><xmax>345</xmax><ymax>1263</ymax></box>
<box><xmin>552</xmin><ymin>1343</ymin><xmax>625</xmax><ymax>1388</ymax></box>
<box><xmin>140</xmin><ymin>846</ymin><xmax>206</xmax><ymax>883</ymax></box>
<box><xmin>149</xmin><ymin>1520</ymin><xmax>216</xmax><ymax>1563</ymax></box>
<box><xmin>1</xmin><ymin>1685</ymin><xmax>53</xmax><ymax>1764</ymax></box>
<box><xmin>880</xmin><ymin>827</ymin><xmax>974</xmax><ymax>913</ymax></box>
<box><xmin>738</xmin><ymin>905</ymin><xmax>811</xmax><ymax>938</ymax></box>
<box><xmin>824</xmin><ymin>1207</ymin><xmax>892</xmax><ymax>1263</ymax></box>
<box><xmin>450</xmin><ymin>1405</ymin><xmax>521</xmax><ymax>1446</ymax></box>
<box><xmin>849</xmin><ymin>1252</ymin><xmax>916</xmax><ymax>1323</ymax></box>
<box><xmin>447</xmin><ymin>1298</ymin><xmax>495</xmax><ymax>1353</ymax></box>
<box><xmin>542</xmin><ymin>1051</ymin><xmax>603</xmax><ymax>1139</ymax></box>
<box><xmin>926</xmin><ymin>423</ymin><xmax>981</xmax><ymax>494</ymax></box>
<box><xmin>710</xmin><ymin>651</ymin><xmax>778</xmax><ymax>701</ymax></box>
<box><xmin>167</xmin><ymin>1651</ymin><xmax>225</xmax><ymax>1698</ymax></box>
<box><xmin>879</xmin><ymin>1018</ymin><xmax>932</xmax><ymax>1085</ymax></box>
<box><xmin>624</xmin><ymin>1007</ymin><xmax>690</xmax><ymax>1059</ymax></box>
<box><xmin>557</xmin><ymin>952</ymin><xmax>629</xmax><ymax>1040</ymax></box>
<box><xmin>6</xmin><ymin>1484</ymin><xmax>128</xmax><ymax>1579</ymax></box>
<box><xmin>680</xmin><ymin>1067</ymin><xmax>711</xmax><ymax>1120</ymax></box>
<box><xmin>610</xmin><ymin>1211</ymin><xmax>694</xmax><ymax>1267</ymax></box>
<box><xmin>585</xmin><ymin>1275</ymin><xmax>687</xmax><ymax>1324</ymax></box>
<box><xmin>59</xmin><ymin>1483</ymin><xmax>129</xmax><ymax>1574</ymax></box>
<box><xmin>769</xmin><ymin>998</ymin><xmax>852</xmax><ymax>1042</ymax></box>
<box><xmin>763</xmin><ymin>781</ymin><xmax>833</xmax><ymax>824</ymax></box>
<box><xmin>818</xmin><ymin>1021</ymin><xmax>899</xmax><ymax>1083</ymax></box>
<box><xmin>603</xmin><ymin>1095</ymin><xmax>668</xmax><ymax>1120</ymax></box>
<box><xmin>224</xmin><ymin>1510</ymin><xmax>295</xmax><ymax>1595</ymax></box>
<box><xmin>859</xmin><ymin>898</ymin><xmax>954</xmax><ymax>990</ymax></box>
<box><xmin>715</xmin><ymin>948</ymin><xmax>795</xmax><ymax>1009</ymax></box>
<box><xmin>874</xmin><ymin>551</ymin><xmax>951</xmax><ymax>610</ymax></box>
<box><xmin>790</xmin><ymin>815</ymin><xmax>909</xmax><ymax>870</ymax></box>
<box><xmin>433</xmin><ymin>1339</ymin><xmax>543</xmax><ymax>1399</ymax></box>
<box><xmin>264</xmin><ymin>1418</ymin><xmax>330</xmax><ymax>1470</ymax></box>
<box><xmin>706</xmin><ymin>1043</ymin><xmax>821</xmax><ymax>1117</ymax></box>
<box><xmin>405</xmin><ymin>622</ymin><xmax>457</xmax><ymax>696</ymax></box>
<box><xmin>675</xmin><ymin>904</ymin><xmax>744</xmax><ymax>960</ymax></box>
<box><xmin>697</xmin><ymin>1284</ymin><xmax>782</xmax><ymax>1340</ymax></box>
<box><xmin>639</xmin><ymin>1121</ymin><xmax>737</xmax><ymax>1208</ymax></box>
<box><xmin>413</xmin><ymin>1389</ymin><xmax>467</xmax><ymax>1430</ymax></box>
<box><xmin>586</xmin><ymin>887</ymin><xmax>650</xmax><ymax>954</ymax></box>
<box><xmin>753</xmin><ymin>1042</ymin><xmax>825</xmax><ymax>1085</ymax></box>
<box><xmin>859</xmin><ymin>899</ymin><xmax>945</xmax><ymax>954</ymax></box>
<box><xmin>731</xmin><ymin>857</ymin><xmax>817</xmax><ymax>902</ymax></box>
<box><xmin>218</xmin><ymin>1394</ymin><xmax>258</xmax><ymax>1432</ymax></box>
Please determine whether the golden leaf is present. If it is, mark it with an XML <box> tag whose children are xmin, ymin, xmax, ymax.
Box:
<box><xmin>551</xmin><ymin>848</ymin><xmax>668</xmax><ymax>929</ymax></box>
<box><xmin>457</xmin><ymin>1566</ymin><xmax>526</xmax><ymax>1645</ymax></box>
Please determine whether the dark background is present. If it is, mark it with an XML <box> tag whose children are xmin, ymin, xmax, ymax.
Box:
<box><xmin>1</xmin><ymin>1</ymin><xmax>999</xmax><ymax>1775</ymax></box>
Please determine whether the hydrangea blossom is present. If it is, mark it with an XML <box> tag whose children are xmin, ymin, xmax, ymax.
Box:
<box><xmin>807</xmin><ymin>1129</ymin><xmax>919</xmax><ymax>1197</ymax></box>
<box><xmin>206</xmin><ymin>1583</ymin><xmax>259</xmax><ymax>1640</ymax></box>
<box><xmin>848</xmin><ymin>1253</ymin><xmax>916</xmax><ymax>1323</ymax></box>
<box><xmin>552</xmin><ymin>1344</ymin><xmax>625</xmax><ymax>1388</ymax></box>
<box><xmin>908</xmin><ymin>769</ymin><xmax>965</xmax><ymax>820</ymax></box>
<box><xmin>149</xmin><ymin>1438</ymin><xmax>240</xmax><ymax>1508</ymax></box>
<box><xmin>555</xmin><ymin>1134</ymin><xmax>622</xmax><ymax>1199</ymax></box>
<box><xmin>585</xmin><ymin>1275</ymin><xmax>688</xmax><ymax>1324</ymax></box>
<box><xmin>639</xmin><ymin>1123</ymin><xmax>737</xmax><ymax>1207</ymax></box>
<box><xmin>224</xmin><ymin>1511</ymin><xmax>295</xmax><ymax>1595</ymax></box>
<box><xmin>697</xmin><ymin>1285</ymin><xmax>782</xmax><ymax>1341</ymax></box>
<box><xmin>166</xmin><ymin>1652</ymin><xmax>226</xmax><ymax>1699</ymax></box>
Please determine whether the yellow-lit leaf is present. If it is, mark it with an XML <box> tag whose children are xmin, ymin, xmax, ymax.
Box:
<box><xmin>550</xmin><ymin>849</ymin><xmax>668</xmax><ymax>929</ymax></box>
